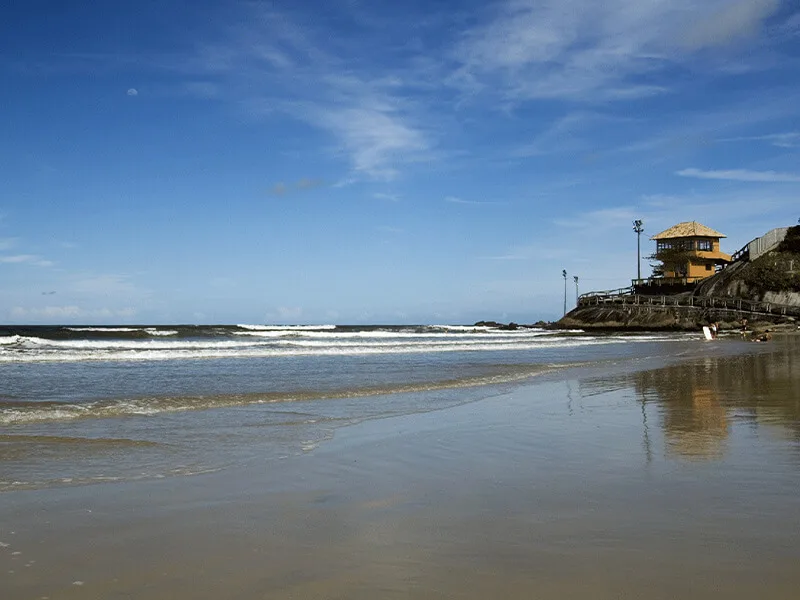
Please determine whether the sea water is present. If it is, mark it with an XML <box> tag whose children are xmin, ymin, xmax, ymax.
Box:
<box><xmin>0</xmin><ymin>324</ymin><xmax>711</xmax><ymax>490</ymax></box>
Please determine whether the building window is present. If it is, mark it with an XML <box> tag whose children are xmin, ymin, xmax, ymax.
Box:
<box><xmin>697</xmin><ymin>239</ymin><xmax>712</xmax><ymax>251</ymax></box>
<box><xmin>705</xmin><ymin>264</ymin><xmax>712</xmax><ymax>271</ymax></box>
<box><xmin>658</xmin><ymin>240</ymin><xmax>696</xmax><ymax>252</ymax></box>
<box><xmin>657</xmin><ymin>241</ymin><xmax>672</xmax><ymax>252</ymax></box>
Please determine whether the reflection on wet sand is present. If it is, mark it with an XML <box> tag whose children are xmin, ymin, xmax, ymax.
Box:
<box><xmin>636</xmin><ymin>360</ymin><xmax>730</xmax><ymax>459</ymax></box>
<box><xmin>581</xmin><ymin>336</ymin><xmax>800</xmax><ymax>461</ymax></box>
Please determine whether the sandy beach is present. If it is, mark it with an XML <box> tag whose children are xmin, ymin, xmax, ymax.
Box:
<box><xmin>2</xmin><ymin>336</ymin><xmax>800</xmax><ymax>599</ymax></box>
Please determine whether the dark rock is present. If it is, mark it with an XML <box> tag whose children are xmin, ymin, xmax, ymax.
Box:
<box><xmin>473</xmin><ymin>321</ymin><xmax>503</xmax><ymax>327</ymax></box>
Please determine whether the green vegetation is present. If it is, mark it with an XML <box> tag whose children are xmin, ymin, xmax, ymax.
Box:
<box><xmin>647</xmin><ymin>248</ymin><xmax>693</xmax><ymax>277</ymax></box>
<box><xmin>777</xmin><ymin>225</ymin><xmax>800</xmax><ymax>254</ymax></box>
<box><xmin>741</xmin><ymin>250</ymin><xmax>800</xmax><ymax>294</ymax></box>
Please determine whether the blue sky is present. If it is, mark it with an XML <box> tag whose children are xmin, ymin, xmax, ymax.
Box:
<box><xmin>1</xmin><ymin>0</ymin><xmax>799</xmax><ymax>324</ymax></box>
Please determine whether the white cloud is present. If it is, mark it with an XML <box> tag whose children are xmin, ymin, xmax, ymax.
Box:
<box><xmin>307</xmin><ymin>100</ymin><xmax>429</xmax><ymax>181</ymax></box>
<box><xmin>452</xmin><ymin>0</ymin><xmax>782</xmax><ymax>103</ymax></box>
<box><xmin>680</xmin><ymin>0</ymin><xmax>780</xmax><ymax>50</ymax></box>
<box><xmin>127</xmin><ymin>88</ymin><xmax>138</xmax><ymax>96</ymax></box>
<box><xmin>720</xmin><ymin>131</ymin><xmax>800</xmax><ymax>147</ymax></box>
<box><xmin>0</xmin><ymin>254</ymin><xmax>53</xmax><ymax>267</ymax></box>
<box><xmin>552</xmin><ymin>206</ymin><xmax>644</xmax><ymax>231</ymax></box>
<box><xmin>512</xmin><ymin>111</ymin><xmax>621</xmax><ymax>157</ymax></box>
<box><xmin>676</xmin><ymin>168</ymin><xmax>800</xmax><ymax>183</ymax></box>
<box><xmin>186</xmin><ymin>7</ymin><xmax>432</xmax><ymax>181</ymax></box>
<box><xmin>373</xmin><ymin>192</ymin><xmax>400</xmax><ymax>202</ymax></box>
<box><xmin>444</xmin><ymin>196</ymin><xmax>496</xmax><ymax>205</ymax></box>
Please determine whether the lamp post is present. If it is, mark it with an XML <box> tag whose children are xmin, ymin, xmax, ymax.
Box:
<box><xmin>562</xmin><ymin>269</ymin><xmax>568</xmax><ymax>315</ymax></box>
<box><xmin>633</xmin><ymin>220</ymin><xmax>644</xmax><ymax>281</ymax></box>
<box><xmin>574</xmin><ymin>275</ymin><xmax>579</xmax><ymax>306</ymax></box>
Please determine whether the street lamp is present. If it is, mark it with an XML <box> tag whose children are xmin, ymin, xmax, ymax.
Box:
<box><xmin>574</xmin><ymin>275</ymin><xmax>579</xmax><ymax>306</ymax></box>
<box><xmin>633</xmin><ymin>220</ymin><xmax>644</xmax><ymax>281</ymax></box>
<box><xmin>562</xmin><ymin>269</ymin><xmax>568</xmax><ymax>315</ymax></box>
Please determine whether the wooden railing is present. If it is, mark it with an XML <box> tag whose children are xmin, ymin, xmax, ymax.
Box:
<box><xmin>731</xmin><ymin>243</ymin><xmax>750</xmax><ymax>263</ymax></box>
<box><xmin>579</xmin><ymin>286</ymin><xmax>634</xmax><ymax>300</ymax></box>
<box><xmin>632</xmin><ymin>276</ymin><xmax>704</xmax><ymax>286</ymax></box>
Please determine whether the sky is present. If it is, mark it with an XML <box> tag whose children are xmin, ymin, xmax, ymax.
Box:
<box><xmin>1</xmin><ymin>0</ymin><xmax>799</xmax><ymax>325</ymax></box>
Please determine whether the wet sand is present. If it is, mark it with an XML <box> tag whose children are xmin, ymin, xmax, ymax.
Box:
<box><xmin>2</xmin><ymin>338</ymin><xmax>800</xmax><ymax>599</ymax></box>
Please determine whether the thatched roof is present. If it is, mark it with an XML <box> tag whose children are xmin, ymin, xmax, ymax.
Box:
<box><xmin>651</xmin><ymin>221</ymin><xmax>726</xmax><ymax>240</ymax></box>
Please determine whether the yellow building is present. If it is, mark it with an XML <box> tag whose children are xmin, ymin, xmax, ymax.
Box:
<box><xmin>650</xmin><ymin>221</ymin><xmax>732</xmax><ymax>284</ymax></box>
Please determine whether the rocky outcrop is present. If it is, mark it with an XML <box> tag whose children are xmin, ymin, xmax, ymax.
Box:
<box><xmin>559</xmin><ymin>243</ymin><xmax>800</xmax><ymax>331</ymax></box>
<box><xmin>474</xmin><ymin>320</ymin><xmax>555</xmax><ymax>330</ymax></box>
<box><xmin>559</xmin><ymin>303</ymin><xmax>792</xmax><ymax>331</ymax></box>
<box><xmin>559</xmin><ymin>305</ymin><xmax>694</xmax><ymax>330</ymax></box>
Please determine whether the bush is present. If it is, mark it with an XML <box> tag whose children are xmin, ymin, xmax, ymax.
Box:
<box><xmin>777</xmin><ymin>225</ymin><xmax>800</xmax><ymax>253</ymax></box>
<box><xmin>742</xmin><ymin>252</ymin><xmax>800</xmax><ymax>293</ymax></box>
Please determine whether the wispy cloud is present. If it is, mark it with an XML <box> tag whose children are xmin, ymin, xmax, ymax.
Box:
<box><xmin>444</xmin><ymin>196</ymin><xmax>499</xmax><ymax>205</ymax></box>
<box><xmin>676</xmin><ymin>168</ymin><xmax>800</xmax><ymax>183</ymax></box>
<box><xmin>720</xmin><ymin>131</ymin><xmax>800</xmax><ymax>147</ymax></box>
<box><xmin>552</xmin><ymin>206</ymin><xmax>644</xmax><ymax>232</ymax></box>
<box><xmin>680</xmin><ymin>0</ymin><xmax>781</xmax><ymax>50</ymax></box>
<box><xmin>188</xmin><ymin>7</ymin><xmax>432</xmax><ymax>181</ymax></box>
<box><xmin>0</xmin><ymin>254</ymin><xmax>53</xmax><ymax>267</ymax></box>
<box><xmin>308</xmin><ymin>100</ymin><xmax>429</xmax><ymax>180</ymax></box>
<box><xmin>373</xmin><ymin>192</ymin><xmax>400</xmax><ymax>202</ymax></box>
<box><xmin>452</xmin><ymin>0</ymin><xmax>783</xmax><ymax>103</ymax></box>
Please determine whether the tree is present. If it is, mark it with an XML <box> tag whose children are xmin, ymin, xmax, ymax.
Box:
<box><xmin>777</xmin><ymin>225</ymin><xmax>800</xmax><ymax>254</ymax></box>
<box><xmin>647</xmin><ymin>247</ymin><xmax>693</xmax><ymax>278</ymax></box>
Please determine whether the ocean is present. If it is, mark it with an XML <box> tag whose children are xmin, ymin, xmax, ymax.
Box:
<box><xmin>1</xmin><ymin>323</ymin><xmax>694</xmax><ymax>491</ymax></box>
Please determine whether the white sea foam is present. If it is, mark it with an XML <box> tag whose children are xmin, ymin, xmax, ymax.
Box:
<box><xmin>12</xmin><ymin>336</ymin><xmax>259</xmax><ymax>350</ymax></box>
<box><xmin>0</xmin><ymin>334</ymin><xmax>682</xmax><ymax>364</ymax></box>
<box><xmin>233</xmin><ymin>329</ymin><xmax>555</xmax><ymax>339</ymax></box>
<box><xmin>236</xmin><ymin>324</ymin><xmax>337</xmax><ymax>331</ymax></box>
<box><xmin>66</xmin><ymin>327</ymin><xmax>142</xmax><ymax>332</ymax></box>
<box><xmin>1</xmin><ymin>330</ymin><xmax>583</xmax><ymax>355</ymax></box>
<box><xmin>0</xmin><ymin>335</ymin><xmax>21</xmax><ymax>345</ymax></box>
